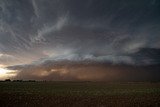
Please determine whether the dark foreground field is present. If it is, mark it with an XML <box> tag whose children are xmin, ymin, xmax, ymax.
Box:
<box><xmin>0</xmin><ymin>82</ymin><xmax>160</xmax><ymax>107</ymax></box>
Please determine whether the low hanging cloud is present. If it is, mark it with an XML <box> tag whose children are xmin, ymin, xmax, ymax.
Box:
<box><xmin>7</xmin><ymin>51</ymin><xmax>160</xmax><ymax>81</ymax></box>
<box><xmin>7</xmin><ymin>61</ymin><xmax>160</xmax><ymax>81</ymax></box>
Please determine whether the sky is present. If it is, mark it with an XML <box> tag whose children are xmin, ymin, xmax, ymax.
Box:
<box><xmin>0</xmin><ymin>0</ymin><xmax>160</xmax><ymax>81</ymax></box>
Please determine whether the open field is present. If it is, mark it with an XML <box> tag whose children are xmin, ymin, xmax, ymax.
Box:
<box><xmin>0</xmin><ymin>82</ymin><xmax>160</xmax><ymax>107</ymax></box>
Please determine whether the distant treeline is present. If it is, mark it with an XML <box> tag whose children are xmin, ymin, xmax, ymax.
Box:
<box><xmin>0</xmin><ymin>79</ymin><xmax>36</xmax><ymax>82</ymax></box>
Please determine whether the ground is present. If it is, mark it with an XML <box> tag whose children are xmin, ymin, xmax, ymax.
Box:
<box><xmin>0</xmin><ymin>81</ymin><xmax>160</xmax><ymax>107</ymax></box>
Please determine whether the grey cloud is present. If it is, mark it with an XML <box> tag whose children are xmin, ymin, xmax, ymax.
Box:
<box><xmin>0</xmin><ymin>53</ymin><xmax>22</xmax><ymax>65</ymax></box>
<box><xmin>31</xmin><ymin>0</ymin><xmax>39</xmax><ymax>18</ymax></box>
<box><xmin>0</xmin><ymin>0</ymin><xmax>160</xmax><ymax>67</ymax></box>
<box><xmin>31</xmin><ymin>15</ymin><xmax>68</xmax><ymax>43</ymax></box>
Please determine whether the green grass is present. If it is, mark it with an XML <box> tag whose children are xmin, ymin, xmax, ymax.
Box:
<box><xmin>0</xmin><ymin>82</ymin><xmax>160</xmax><ymax>107</ymax></box>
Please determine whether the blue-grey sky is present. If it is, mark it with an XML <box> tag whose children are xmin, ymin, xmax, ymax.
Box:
<box><xmin>0</xmin><ymin>0</ymin><xmax>160</xmax><ymax>81</ymax></box>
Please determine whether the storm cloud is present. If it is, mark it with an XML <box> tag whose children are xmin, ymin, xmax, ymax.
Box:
<box><xmin>8</xmin><ymin>58</ymin><xmax>160</xmax><ymax>81</ymax></box>
<box><xmin>1</xmin><ymin>0</ymin><xmax>160</xmax><ymax>81</ymax></box>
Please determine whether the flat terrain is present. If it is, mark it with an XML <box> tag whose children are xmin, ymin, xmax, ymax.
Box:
<box><xmin>0</xmin><ymin>82</ymin><xmax>160</xmax><ymax>107</ymax></box>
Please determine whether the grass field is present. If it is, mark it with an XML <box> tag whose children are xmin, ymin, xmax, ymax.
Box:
<box><xmin>0</xmin><ymin>82</ymin><xmax>160</xmax><ymax>107</ymax></box>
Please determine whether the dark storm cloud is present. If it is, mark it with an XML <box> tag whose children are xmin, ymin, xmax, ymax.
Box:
<box><xmin>8</xmin><ymin>58</ymin><xmax>160</xmax><ymax>81</ymax></box>
<box><xmin>1</xmin><ymin>0</ymin><xmax>160</xmax><ymax>80</ymax></box>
